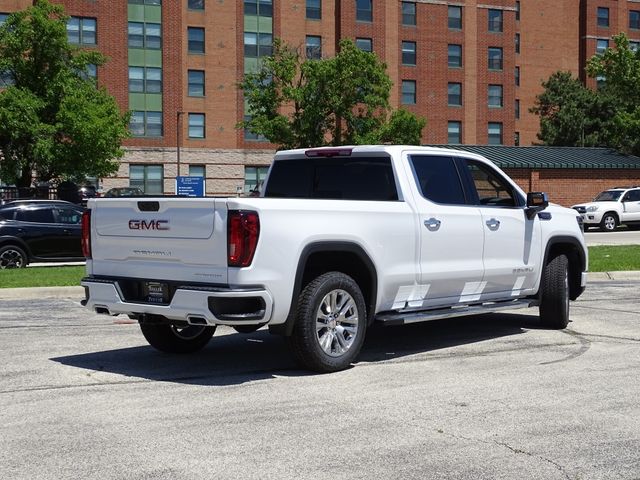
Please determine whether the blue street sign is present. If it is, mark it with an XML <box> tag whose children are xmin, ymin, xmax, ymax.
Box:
<box><xmin>176</xmin><ymin>176</ymin><xmax>205</xmax><ymax>197</ymax></box>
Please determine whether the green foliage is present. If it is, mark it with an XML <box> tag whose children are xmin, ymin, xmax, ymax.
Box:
<box><xmin>533</xmin><ymin>33</ymin><xmax>640</xmax><ymax>155</ymax></box>
<box><xmin>0</xmin><ymin>0</ymin><xmax>129</xmax><ymax>187</ymax></box>
<box><xmin>239</xmin><ymin>39</ymin><xmax>426</xmax><ymax>148</ymax></box>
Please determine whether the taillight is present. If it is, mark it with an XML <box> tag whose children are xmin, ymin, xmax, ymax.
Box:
<box><xmin>228</xmin><ymin>210</ymin><xmax>260</xmax><ymax>267</ymax></box>
<box><xmin>81</xmin><ymin>210</ymin><xmax>91</xmax><ymax>259</ymax></box>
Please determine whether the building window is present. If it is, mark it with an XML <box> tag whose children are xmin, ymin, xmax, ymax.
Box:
<box><xmin>128</xmin><ymin>67</ymin><xmax>162</xmax><ymax>93</ymax></box>
<box><xmin>630</xmin><ymin>11</ymin><xmax>640</xmax><ymax>30</ymax></box>
<box><xmin>402</xmin><ymin>41</ymin><xmax>416</xmax><ymax>66</ymax></box>
<box><xmin>597</xmin><ymin>7</ymin><xmax>609</xmax><ymax>28</ymax></box>
<box><xmin>129</xmin><ymin>111</ymin><xmax>162</xmax><ymax>137</ymax></box>
<box><xmin>596</xmin><ymin>75</ymin><xmax>606</xmax><ymax>89</ymax></box>
<box><xmin>515</xmin><ymin>1</ymin><xmax>520</xmax><ymax>21</ymax></box>
<box><xmin>515</xmin><ymin>66</ymin><xmax>520</xmax><ymax>86</ymax></box>
<box><xmin>448</xmin><ymin>121</ymin><xmax>462</xmax><ymax>144</ymax></box>
<box><xmin>596</xmin><ymin>39</ymin><xmax>608</xmax><ymax>55</ymax></box>
<box><xmin>448</xmin><ymin>44</ymin><xmax>462</xmax><ymax>68</ymax></box>
<box><xmin>67</xmin><ymin>17</ymin><xmax>96</xmax><ymax>45</ymax></box>
<box><xmin>130</xmin><ymin>165</ymin><xmax>164</xmax><ymax>195</ymax></box>
<box><xmin>488</xmin><ymin>9</ymin><xmax>502</xmax><ymax>32</ymax></box>
<box><xmin>402</xmin><ymin>2</ymin><xmax>416</xmax><ymax>26</ymax></box>
<box><xmin>515</xmin><ymin>33</ymin><xmax>520</xmax><ymax>54</ymax></box>
<box><xmin>488</xmin><ymin>122</ymin><xmax>503</xmax><ymax>145</ymax></box>
<box><xmin>244</xmin><ymin>32</ymin><xmax>273</xmax><ymax>58</ymax></box>
<box><xmin>128</xmin><ymin>22</ymin><xmax>161</xmax><ymax>49</ymax></box>
<box><xmin>448</xmin><ymin>6</ymin><xmax>462</xmax><ymax>29</ymax></box>
<box><xmin>129</xmin><ymin>0</ymin><xmax>163</xmax><ymax>5</ymax></box>
<box><xmin>244</xmin><ymin>166</ymin><xmax>269</xmax><ymax>193</ymax></box>
<box><xmin>189</xmin><ymin>0</ymin><xmax>204</xmax><ymax>10</ymax></box>
<box><xmin>0</xmin><ymin>13</ymin><xmax>9</xmax><ymax>25</ymax></box>
<box><xmin>448</xmin><ymin>83</ymin><xmax>462</xmax><ymax>106</ymax></box>
<box><xmin>356</xmin><ymin>0</ymin><xmax>373</xmax><ymax>22</ymax></box>
<box><xmin>488</xmin><ymin>84</ymin><xmax>503</xmax><ymax>107</ymax></box>
<box><xmin>244</xmin><ymin>115</ymin><xmax>268</xmax><ymax>141</ymax></box>
<box><xmin>306</xmin><ymin>0</ymin><xmax>321</xmax><ymax>19</ymax></box>
<box><xmin>355</xmin><ymin>37</ymin><xmax>372</xmax><ymax>52</ymax></box>
<box><xmin>515</xmin><ymin>99</ymin><xmax>520</xmax><ymax>119</ymax></box>
<box><xmin>244</xmin><ymin>0</ymin><xmax>273</xmax><ymax>17</ymax></box>
<box><xmin>401</xmin><ymin>80</ymin><xmax>416</xmax><ymax>105</ymax></box>
<box><xmin>1</xmin><ymin>69</ymin><xmax>14</xmax><ymax>87</ymax></box>
<box><xmin>631</xmin><ymin>41</ymin><xmax>640</xmax><ymax>52</ymax></box>
<box><xmin>488</xmin><ymin>47</ymin><xmax>503</xmax><ymax>70</ymax></box>
<box><xmin>188</xmin><ymin>70</ymin><xmax>205</xmax><ymax>96</ymax></box>
<box><xmin>188</xmin><ymin>113</ymin><xmax>205</xmax><ymax>138</ymax></box>
<box><xmin>514</xmin><ymin>131</ymin><xmax>520</xmax><ymax>146</ymax></box>
<box><xmin>188</xmin><ymin>27</ymin><xmax>205</xmax><ymax>54</ymax></box>
<box><xmin>189</xmin><ymin>165</ymin><xmax>205</xmax><ymax>177</ymax></box>
<box><xmin>306</xmin><ymin>35</ymin><xmax>322</xmax><ymax>60</ymax></box>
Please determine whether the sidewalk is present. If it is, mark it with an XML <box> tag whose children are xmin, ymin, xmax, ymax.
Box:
<box><xmin>1</xmin><ymin>271</ymin><xmax>639</xmax><ymax>300</ymax></box>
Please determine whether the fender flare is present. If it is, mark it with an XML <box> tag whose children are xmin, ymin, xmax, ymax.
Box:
<box><xmin>542</xmin><ymin>235</ymin><xmax>587</xmax><ymax>299</ymax></box>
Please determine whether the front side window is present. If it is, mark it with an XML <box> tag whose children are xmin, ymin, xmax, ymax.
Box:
<box><xmin>130</xmin><ymin>165</ymin><xmax>164</xmax><ymax>194</ymax></box>
<box><xmin>15</xmin><ymin>208</ymin><xmax>55</xmax><ymax>223</ymax></box>
<box><xmin>188</xmin><ymin>70</ymin><xmax>205</xmax><ymax>96</ymax></box>
<box><xmin>597</xmin><ymin>7</ymin><xmax>609</xmax><ymax>27</ymax></box>
<box><xmin>402</xmin><ymin>2</ymin><xmax>416</xmax><ymax>26</ymax></box>
<box><xmin>188</xmin><ymin>113</ymin><xmax>205</xmax><ymax>138</ymax></box>
<box><xmin>356</xmin><ymin>37</ymin><xmax>372</xmax><ymax>52</ymax></box>
<box><xmin>488</xmin><ymin>84</ymin><xmax>503</xmax><ymax>107</ymax></box>
<box><xmin>448</xmin><ymin>121</ymin><xmax>462</xmax><ymax>144</ymax></box>
<box><xmin>488</xmin><ymin>47</ymin><xmax>503</xmax><ymax>70</ymax></box>
<box><xmin>488</xmin><ymin>122</ymin><xmax>503</xmax><ymax>145</ymax></box>
<box><xmin>448</xmin><ymin>6</ymin><xmax>462</xmax><ymax>29</ymax></box>
<box><xmin>631</xmin><ymin>10</ymin><xmax>640</xmax><ymax>29</ymax></box>
<box><xmin>188</xmin><ymin>27</ymin><xmax>205</xmax><ymax>53</ymax></box>
<box><xmin>410</xmin><ymin>155</ymin><xmax>466</xmax><ymax>205</ymax></box>
<box><xmin>307</xmin><ymin>0</ymin><xmax>321</xmax><ymax>19</ymax></box>
<box><xmin>448</xmin><ymin>82</ymin><xmax>462</xmax><ymax>106</ymax></box>
<box><xmin>306</xmin><ymin>35</ymin><xmax>322</xmax><ymax>60</ymax></box>
<box><xmin>488</xmin><ymin>9</ymin><xmax>502</xmax><ymax>32</ymax></box>
<box><xmin>402</xmin><ymin>41</ymin><xmax>416</xmax><ymax>65</ymax></box>
<box><xmin>463</xmin><ymin>160</ymin><xmax>518</xmax><ymax>207</ymax></box>
<box><xmin>401</xmin><ymin>80</ymin><xmax>416</xmax><ymax>104</ymax></box>
<box><xmin>67</xmin><ymin>17</ymin><xmax>96</xmax><ymax>45</ymax></box>
<box><xmin>448</xmin><ymin>44</ymin><xmax>462</xmax><ymax>68</ymax></box>
<box><xmin>622</xmin><ymin>190</ymin><xmax>640</xmax><ymax>202</ymax></box>
<box><xmin>356</xmin><ymin>0</ymin><xmax>373</xmax><ymax>22</ymax></box>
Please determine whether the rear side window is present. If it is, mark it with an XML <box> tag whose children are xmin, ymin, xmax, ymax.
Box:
<box><xmin>15</xmin><ymin>208</ymin><xmax>55</xmax><ymax>223</ymax></box>
<box><xmin>264</xmin><ymin>156</ymin><xmax>398</xmax><ymax>201</ymax></box>
<box><xmin>409</xmin><ymin>155</ymin><xmax>467</xmax><ymax>205</ymax></box>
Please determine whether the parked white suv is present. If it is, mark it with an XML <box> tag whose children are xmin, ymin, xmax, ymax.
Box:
<box><xmin>572</xmin><ymin>187</ymin><xmax>640</xmax><ymax>231</ymax></box>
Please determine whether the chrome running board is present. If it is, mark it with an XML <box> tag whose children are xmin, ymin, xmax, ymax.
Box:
<box><xmin>375</xmin><ymin>299</ymin><xmax>538</xmax><ymax>326</ymax></box>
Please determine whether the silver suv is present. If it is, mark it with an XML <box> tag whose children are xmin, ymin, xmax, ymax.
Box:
<box><xmin>572</xmin><ymin>187</ymin><xmax>640</xmax><ymax>231</ymax></box>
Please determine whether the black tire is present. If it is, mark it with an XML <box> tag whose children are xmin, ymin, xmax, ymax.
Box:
<box><xmin>288</xmin><ymin>272</ymin><xmax>367</xmax><ymax>373</ymax></box>
<box><xmin>233</xmin><ymin>325</ymin><xmax>263</xmax><ymax>334</ymax></box>
<box><xmin>599</xmin><ymin>212</ymin><xmax>618</xmax><ymax>232</ymax></box>
<box><xmin>139</xmin><ymin>323</ymin><xmax>216</xmax><ymax>353</ymax></box>
<box><xmin>0</xmin><ymin>244</ymin><xmax>28</xmax><ymax>269</ymax></box>
<box><xmin>539</xmin><ymin>254</ymin><xmax>570</xmax><ymax>329</ymax></box>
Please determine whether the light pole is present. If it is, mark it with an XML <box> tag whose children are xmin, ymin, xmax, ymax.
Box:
<box><xmin>176</xmin><ymin>111</ymin><xmax>185</xmax><ymax>179</ymax></box>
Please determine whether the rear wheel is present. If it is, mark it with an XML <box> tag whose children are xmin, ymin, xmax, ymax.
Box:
<box><xmin>0</xmin><ymin>245</ymin><xmax>28</xmax><ymax>269</ymax></box>
<box><xmin>288</xmin><ymin>272</ymin><xmax>367</xmax><ymax>373</ymax></box>
<box><xmin>140</xmin><ymin>323</ymin><xmax>216</xmax><ymax>353</ymax></box>
<box><xmin>539</xmin><ymin>254</ymin><xmax>570</xmax><ymax>329</ymax></box>
<box><xmin>600</xmin><ymin>213</ymin><xmax>618</xmax><ymax>232</ymax></box>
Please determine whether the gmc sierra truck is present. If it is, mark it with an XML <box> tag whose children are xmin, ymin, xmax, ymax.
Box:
<box><xmin>81</xmin><ymin>146</ymin><xmax>588</xmax><ymax>372</ymax></box>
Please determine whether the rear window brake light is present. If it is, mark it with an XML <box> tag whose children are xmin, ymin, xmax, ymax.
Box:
<box><xmin>305</xmin><ymin>148</ymin><xmax>353</xmax><ymax>158</ymax></box>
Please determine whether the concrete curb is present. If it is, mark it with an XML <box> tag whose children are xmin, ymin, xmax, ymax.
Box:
<box><xmin>1</xmin><ymin>271</ymin><xmax>640</xmax><ymax>300</ymax></box>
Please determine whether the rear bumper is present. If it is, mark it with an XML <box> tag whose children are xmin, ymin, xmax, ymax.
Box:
<box><xmin>81</xmin><ymin>277</ymin><xmax>273</xmax><ymax>327</ymax></box>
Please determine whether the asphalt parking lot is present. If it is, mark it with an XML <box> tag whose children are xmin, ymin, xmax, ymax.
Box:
<box><xmin>1</xmin><ymin>280</ymin><xmax>639</xmax><ymax>480</ymax></box>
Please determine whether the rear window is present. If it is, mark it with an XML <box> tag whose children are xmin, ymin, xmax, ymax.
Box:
<box><xmin>264</xmin><ymin>156</ymin><xmax>398</xmax><ymax>201</ymax></box>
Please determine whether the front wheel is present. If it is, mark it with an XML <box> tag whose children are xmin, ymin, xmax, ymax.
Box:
<box><xmin>600</xmin><ymin>213</ymin><xmax>618</xmax><ymax>232</ymax></box>
<box><xmin>0</xmin><ymin>245</ymin><xmax>28</xmax><ymax>269</ymax></box>
<box><xmin>539</xmin><ymin>254</ymin><xmax>570</xmax><ymax>329</ymax></box>
<box><xmin>288</xmin><ymin>272</ymin><xmax>367</xmax><ymax>373</ymax></box>
<box><xmin>140</xmin><ymin>323</ymin><xmax>216</xmax><ymax>353</ymax></box>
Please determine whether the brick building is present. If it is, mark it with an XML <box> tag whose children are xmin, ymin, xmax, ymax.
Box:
<box><xmin>2</xmin><ymin>0</ymin><xmax>640</xmax><ymax>196</ymax></box>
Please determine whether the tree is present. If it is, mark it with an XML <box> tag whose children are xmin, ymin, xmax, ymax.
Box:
<box><xmin>0</xmin><ymin>0</ymin><xmax>129</xmax><ymax>188</ymax></box>
<box><xmin>530</xmin><ymin>71</ymin><xmax>617</xmax><ymax>147</ymax></box>
<box><xmin>239</xmin><ymin>39</ymin><xmax>426</xmax><ymax>149</ymax></box>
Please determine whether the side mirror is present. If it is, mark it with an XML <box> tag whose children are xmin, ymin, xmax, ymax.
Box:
<box><xmin>526</xmin><ymin>192</ymin><xmax>549</xmax><ymax>219</ymax></box>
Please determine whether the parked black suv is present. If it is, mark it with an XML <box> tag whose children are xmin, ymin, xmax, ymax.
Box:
<box><xmin>0</xmin><ymin>201</ymin><xmax>85</xmax><ymax>268</ymax></box>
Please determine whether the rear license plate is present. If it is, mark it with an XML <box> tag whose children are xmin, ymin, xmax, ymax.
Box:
<box><xmin>144</xmin><ymin>281</ymin><xmax>168</xmax><ymax>304</ymax></box>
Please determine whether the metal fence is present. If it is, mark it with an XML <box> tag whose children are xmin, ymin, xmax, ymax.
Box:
<box><xmin>0</xmin><ymin>186</ymin><xmax>58</xmax><ymax>202</ymax></box>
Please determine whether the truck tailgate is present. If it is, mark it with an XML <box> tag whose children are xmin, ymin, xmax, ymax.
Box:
<box><xmin>88</xmin><ymin>197</ymin><xmax>228</xmax><ymax>284</ymax></box>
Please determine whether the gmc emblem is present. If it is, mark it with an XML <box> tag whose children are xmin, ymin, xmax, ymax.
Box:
<box><xmin>128</xmin><ymin>219</ymin><xmax>169</xmax><ymax>231</ymax></box>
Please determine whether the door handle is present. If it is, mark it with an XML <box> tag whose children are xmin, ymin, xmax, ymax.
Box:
<box><xmin>486</xmin><ymin>218</ymin><xmax>500</xmax><ymax>231</ymax></box>
<box><xmin>424</xmin><ymin>218</ymin><xmax>441</xmax><ymax>231</ymax></box>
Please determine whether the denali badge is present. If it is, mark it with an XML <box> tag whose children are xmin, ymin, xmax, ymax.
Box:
<box><xmin>128</xmin><ymin>219</ymin><xmax>169</xmax><ymax>231</ymax></box>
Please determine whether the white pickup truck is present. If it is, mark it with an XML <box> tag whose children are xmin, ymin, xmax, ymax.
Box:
<box><xmin>81</xmin><ymin>146</ymin><xmax>588</xmax><ymax>372</ymax></box>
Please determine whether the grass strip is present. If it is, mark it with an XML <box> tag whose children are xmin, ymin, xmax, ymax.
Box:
<box><xmin>588</xmin><ymin>245</ymin><xmax>640</xmax><ymax>272</ymax></box>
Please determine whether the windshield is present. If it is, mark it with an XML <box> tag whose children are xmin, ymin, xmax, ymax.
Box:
<box><xmin>594</xmin><ymin>190</ymin><xmax>623</xmax><ymax>202</ymax></box>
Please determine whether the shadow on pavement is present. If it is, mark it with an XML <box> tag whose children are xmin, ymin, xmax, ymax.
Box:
<box><xmin>51</xmin><ymin>312</ymin><xmax>541</xmax><ymax>387</ymax></box>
